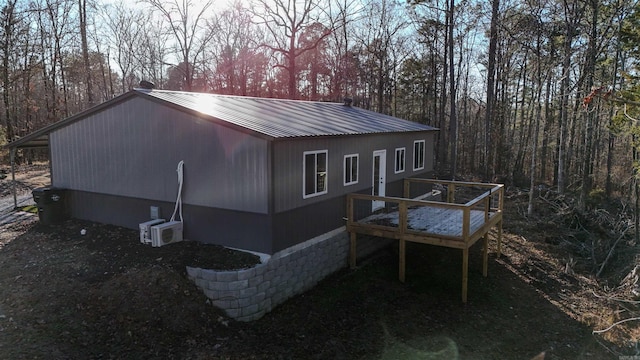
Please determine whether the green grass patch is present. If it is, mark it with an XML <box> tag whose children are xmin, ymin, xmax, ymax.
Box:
<box><xmin>21</xmin><ymin>205</ymin><xmax>38</xmax><ymax>214</ymax></box>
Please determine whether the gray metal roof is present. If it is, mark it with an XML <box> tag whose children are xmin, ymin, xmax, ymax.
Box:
<box><xmin>138</xmin><ymin>89</ymin><xmax>437</xmax><ymax>139</ymax></box>
<box><xmin>5</xmin><ymin>89</ymin><xmax>437</xmax><ymax>150</ymax></box>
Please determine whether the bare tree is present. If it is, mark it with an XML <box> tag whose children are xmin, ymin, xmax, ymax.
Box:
<box><xmin>356</xmin><ymin>0</ymin><xmax>408</xmax><ymax>112</ymax></box>
<box><xmin>141</xmin><ymin>0</ymin><xmax>216</xmax><ymax>91</ymax></box>
<box><xmin>557</xmin><ymin>0</ymin><xmax>586</xmax><ymax>194</ymax></box>
<box><xmin>137</xmin><ymin>18</ymin><xmax>171</xmax><ymax>88</ymax></box>
<box><xmin>447</xmin><ymin>0</ymin><xmax>457</xmax><ymax>179</ymax></box>
<box><xmin>298</xmin><ymin>22</ymin><xmax>332</xmax><ymax>100</ymax></box>
<box><xmin>484</xmin><ymin>0</ymin><xmax>499</xmax><ymax>180</ymax></box>
<box><xmin>326</xmin><ymin>0</ymin><xmax>361</xmax><ymax>101</ymax></box>
<box><xmin>209</xmin><ymin>1</ymin><xmax>268</xmax><ymax>96</ymax></box>
<box><xmin>101</xmin><ymin>2</ymin><xmax>147</xmax><ymax>93</ymax></box>
<box><xmin>0</xmin><ymin>0</ymin><xmax>18</xmax><ymax>142</ymax></box>
<box><xmin>251</xmin><ymin>0</ymin><xmax>332</xmax><ymax>99</ymax></box>
<box><xmin>78</xmin><ymin>0</ymin><xmax>93</xmax><ymax>105</ymax></box>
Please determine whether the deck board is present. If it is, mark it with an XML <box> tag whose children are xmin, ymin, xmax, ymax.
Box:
<box><xmin>361</xmin><ymin>206</ymin><xmax>494</xmax><ymax>238</ymax></box>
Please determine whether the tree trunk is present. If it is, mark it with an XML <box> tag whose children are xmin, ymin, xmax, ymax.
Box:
<box><xmin>540</xmin><ymin>67</ymin><xmax>553</xmax><ymax>183</ymax></box>
<box><xmin>578</xmin><ymin>0</ymin><xmax>598</xmax><ymax>211</ymax></box>
<box><xmin>448</xmin><ymin>0</ymin><xmax>457</xmax><ymax>180</ymax></box>
<box><xmin>557</xmin><ymin>29</ymin><xmax>572</xmax><ymax>194</ymax></box>
<box><xmin>484</xmin><ymin>0</ymin><xmax>499</xmax><ymax>180</ymax></box>
<box><xmin>79</xmin><ymin>0</ymin><xmax>94</xmax><ymax>106</ymax></box>
<box><xmin>2</xmin><ymin>0</ymin><xmax>16</xmax><ymax>142</ymax></box>
<box><xmin>606</xmin><ymin>18</ymin><xmax>622</xmax><ymax>197</ymax></box>
<box><xmin>528</xmin><ymin>35</ymin><xmax>543</xmax><ymax>216</ymax></box>
<box><xmin>288</xmin><ymin>26</ymin><xmax>297</xmax><ymax>99</ymax></box>
<box><xmin>635</xmin><ymin>135</ymin><xmax>639</xmax><ymax>244</ymax></box>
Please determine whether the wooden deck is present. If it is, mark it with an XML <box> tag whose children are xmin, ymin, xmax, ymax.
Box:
<box><xmin>346</xmin><ymin>178</ymin><xmax>504</xmax><ymax>303</ymax></box>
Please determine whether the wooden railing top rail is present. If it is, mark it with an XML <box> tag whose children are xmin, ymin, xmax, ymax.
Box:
<box><xmin>347</xmin><ymin>193</ymin><xmax>478</xmax><ymax>212</ymax></box>
<box><xmin>463</xmin><ymin>185</ymin><xmax>503</xmax><ymax>208</ymax></box>
<box><xmin>402</xmin><ymin>179</ymin><xmax>504</xmax><ymax>211</ymax></box>
<box><xmin>405</xmin><ymin>178</ymin><xmax>503</xmax><ymax>189</ymax></box>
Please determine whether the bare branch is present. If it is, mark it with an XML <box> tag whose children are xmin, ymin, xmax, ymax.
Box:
<box><xmin>593</xmin><ymin>316</ymin><xmax>640</xmax><ymax>334</ymax></box>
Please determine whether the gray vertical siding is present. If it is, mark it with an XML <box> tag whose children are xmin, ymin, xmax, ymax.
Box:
<box><xmin>272</xmin><ymin>131</ymin><xmax>436</xmax><ymax>213</ymax></box>
<box><xmin>68</xmin><ymin>190</ymin><xmax>273</xmax><ymax>254</ymax></box>
<box><xmin>50</xmin><ymin>96</ymin><xmax>270</xmax><ymax>214</ymax></box>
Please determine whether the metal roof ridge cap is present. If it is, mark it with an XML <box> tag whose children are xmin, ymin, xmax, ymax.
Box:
<box><xmin>134</xmin><ymin>88</ymin><xmax>344</xmax><ymax>104</ymax></box>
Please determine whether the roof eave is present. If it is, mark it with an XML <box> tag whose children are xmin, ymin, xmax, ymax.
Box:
<box><xmin>271</xmin><ymin>128</ymin><xmax>439</xmax><ymax>142</ymax></box>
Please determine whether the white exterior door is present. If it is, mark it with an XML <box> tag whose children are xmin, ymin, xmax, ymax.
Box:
<box><xmin>372</xmin><ymin>150</ymin><xmax>386</xmax><ymax>211</ymax></box>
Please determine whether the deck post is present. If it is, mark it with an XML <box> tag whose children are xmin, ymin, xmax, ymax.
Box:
<box><xmin>349</xmin><ymin>232</ymin><xmax>357</xmax><ymax>269</ymax></box>
<box><xmin>398</xmin><ymin>201</ymin><xmax>407</xmax><ymax>235</ymax></box>
<box><xmin>482</xmin><ymin>235</ymin><xmax>489</xmax><ymax>277</ymax></box>
<box><xmin>403</xmin><ymin>179</ymin><xmax>410</xmax><ymax>198</ymax></box>
<box><xmin>484</xmin><ymin>196</ymin><xmax>490</xmax><ymax>221</ymax></box>
<box><xmin>398</xmin><ymin>200</ymin><xmax>407</xmax><ymax>283</ymax></box>
<box><xmin>462</xmin><ymin>247</ymin><xmax>469</xmax><ymax>303</ymax></box>
<box><xmin>399</xmin><ymin>238</ymin><xmax>406</xmax><ymax>283</ymax></box>
<box><xmin>447</xmin><ymin>184</ymin><xmax>455</xmax><ymax>203</ymax></box>
<box><xmin>462</xmin><ymin>208</ymin><xmax>470</xmax><ymax>242</ymax></box>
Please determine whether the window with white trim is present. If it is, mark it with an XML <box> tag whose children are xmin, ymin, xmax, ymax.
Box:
<box><xmin>344</xmin><ymin>154</ymin><xmax>359</xmax><ymax>186</ymax></box>
<box><xmin>394</xmin><ymin>147</ymin><xmax>405</xmax><ymax>174</ymax></box>
<box><xmin>413</xmin><ymin>140</ymin><xmax>425</xmax><ymax>170</ymax></box>
<box><xmin>303</xmin><ymin>150</ymin><xmax>328</xmax><ymax>198</ymax></box>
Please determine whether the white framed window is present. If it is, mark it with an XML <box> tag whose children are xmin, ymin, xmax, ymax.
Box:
<box><xmin>303</xmin><ymin>150</ymin><xmax>328</xmax><ymax>198</ymax></box>
<box><xmin>413</xmin><ymin>140</ymin><xmax>425</xmax><ymax>170</ymax></box>
<box><xmin>344</xmin><ymin>154</ymin><xmax>359</xmax><ymax>186</ymax></box>
<box><xmin>394</xmin><ymin>147</ymin><xmax>405</xmax><ymax>174</ymax></box>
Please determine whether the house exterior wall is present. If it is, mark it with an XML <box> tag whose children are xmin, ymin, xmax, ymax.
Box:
<box><xmin>271</xmin><ymin>131</ymin><xmax>436</xmax><ymax>213</ymax></box>
<box><xmin>49</xmin><ymin>96</ymin><xmax>271</xmax><ymax>214</ymax></box>
<box><xmin>67</xmin><ymin>190</ymin><xmax>274</xmax><ymax>254</ymax></box>
<box><xmin>269</xmin><ymin>131</ymin><xmax>436</xmax><ymax>252</ymax></box>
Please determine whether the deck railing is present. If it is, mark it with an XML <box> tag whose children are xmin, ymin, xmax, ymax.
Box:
<box><xmin>346</xmin><ymin>179</ymin><xmax>505</xmax><ymax>303</ymax></box>
<box><xmin>347</xmin><ymin>179</ymin><xmax>503</xmax><ymax>245</ymax></box>
<box><xmin>403</xmin><ymin>178</ymin><xmax>504</xmax><ymax>211</ymax></box>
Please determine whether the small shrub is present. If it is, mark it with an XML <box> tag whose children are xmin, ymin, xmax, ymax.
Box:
<box><xmin>587</xmin><ymin>188</ymin><xmax>606</xmax><ymax>208</ymax></box>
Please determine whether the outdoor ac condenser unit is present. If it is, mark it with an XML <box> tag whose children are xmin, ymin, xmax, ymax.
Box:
<box><xmin>150</xmin><ymin>221</ymin><xmax>183</xmax><ymax>247</ymax></box>
<box><xmin>139</xmin><ymin>219</ymin><xmax>166</xmax><ymax>244</ymax></box>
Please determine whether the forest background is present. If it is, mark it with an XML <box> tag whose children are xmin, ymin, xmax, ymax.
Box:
<box><xmin>1</xmin><ymin>0</ymin><xmax>640</xmax><ymax>213</ymax></box>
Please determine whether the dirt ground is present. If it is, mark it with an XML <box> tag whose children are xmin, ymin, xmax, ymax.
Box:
<box><xmin>0</xmin><ymin>165</ymin><xmax>638</xmax><ymax>359</ymax></box>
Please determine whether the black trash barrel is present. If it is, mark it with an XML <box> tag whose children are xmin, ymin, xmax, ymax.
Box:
<box><xmin>32</xmin><ymin>187</ymin><xmax>69</xmax><ymax>225</ymax></box>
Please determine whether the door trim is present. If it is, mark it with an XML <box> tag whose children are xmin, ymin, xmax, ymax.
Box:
<box><xmin>372</xmin><ymin>150</ymin><xmax>386</xmax><ymax>211</ymax></box>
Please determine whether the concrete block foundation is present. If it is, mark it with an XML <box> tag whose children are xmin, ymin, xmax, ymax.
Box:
<box><xmin>186</xmin><ymin>227</ymin><xmax>391</xmax><ymax>322</ymax></box>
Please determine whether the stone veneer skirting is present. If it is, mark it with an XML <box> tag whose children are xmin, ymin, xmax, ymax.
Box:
<box><xmin>186</xmin><ymin>227</ymin><xmax>392</xmax><ymax>322</ymax></box>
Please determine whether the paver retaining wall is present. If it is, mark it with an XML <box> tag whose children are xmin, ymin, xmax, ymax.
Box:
<box><xmin>186</xmin><ymin>227</ymin><xmax>391</xmax><ymax>322</ymax></box>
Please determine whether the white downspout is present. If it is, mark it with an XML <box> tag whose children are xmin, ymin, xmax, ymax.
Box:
<box><xmin>170</xmin><ymin>160</ymin><xmax>184</xmax><ymax>223</ymax></box>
